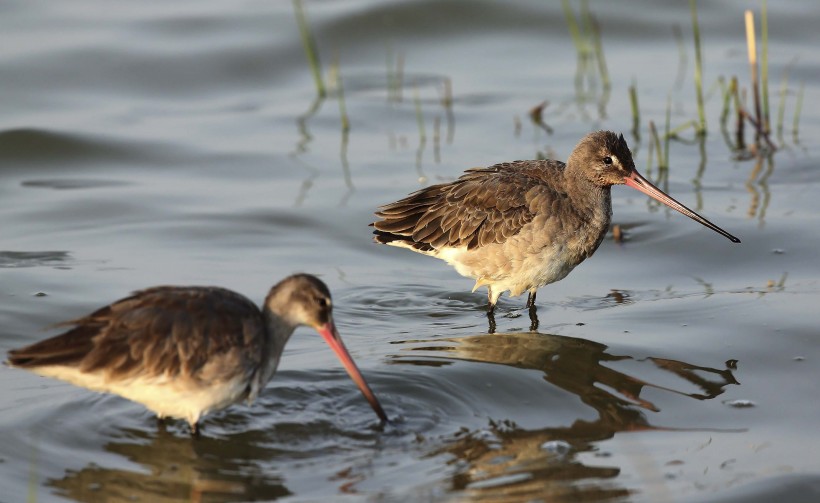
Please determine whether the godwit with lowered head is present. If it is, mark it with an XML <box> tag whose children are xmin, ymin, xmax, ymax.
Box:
<box><xmin>372</xmin><ymin>131</ymin><xmax>739</xmax><ymax>315</ymax></box>
<box><xmin>6</xmin><ymin>274</ymin><xmax>388</xmax><ymax>434</ymax></box>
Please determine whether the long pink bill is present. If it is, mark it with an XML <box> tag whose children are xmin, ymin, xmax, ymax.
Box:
<box><xmin>317</xmin><ymin>321</ymin><xmax>389</xmax><ymax>423</ymax></box>
<box><xmin>624</xmin><ymin>170</ymin><xmax>741</xmax><ymax>243</ymax></box>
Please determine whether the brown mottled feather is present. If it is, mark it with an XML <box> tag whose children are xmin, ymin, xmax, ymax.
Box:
<box><xmin>370</xmin><ymin>131</ymin><xmax>742</xmax><ymax>311</ymax></box>
<box><xmin>7</xmin><ymin>287</ymin><xmax>265</xmax><ymax>381</ymax></box>
<box><xmin>6</xmin><ymin>274</ymin><xmax>391</xmax><ymax>430</ymax></box>
<box><xmin>373</xmin><ymin>160</ymin><xmax>566</xmax><ymax>251</ymax></box>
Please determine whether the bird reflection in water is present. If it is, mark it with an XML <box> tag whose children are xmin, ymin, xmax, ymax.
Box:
<box><xmin>390</xmin><ymin>331</ymin><xmax>739</xmax><ymax>501</ymax></box>
<box><xmin>46</xmin><ymin>427</ymin><xmax>290</xmax><ymax>502</ymax></box>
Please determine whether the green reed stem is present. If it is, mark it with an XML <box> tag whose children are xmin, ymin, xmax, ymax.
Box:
<box><xmin>333</xmin><ymin>58</ymin><xmax>350</xmax><ymax>133</ymax></box>
<box><xmin>588</xmin><ymin>14</ymin><xmax>610</xmax><ymax>90</ymax></box>
<box><xmin>395</xmin><ymin>52</ymin><xmax>405</xmax><ymax>103</ymax></box>
<box><xmin>761</xmin><ymin>0</ymin><xmax>770</xmax><ymax>134</ymax></box>
<box><xmin>668</xmin><ymin>120</ymin><xmax>698</xmax><ymax>138</ymax></box>
<box><xmin>649</xmin><ymin>120</ymin><xmax>663</xmax><ymax>171</ymax></box>
<box><xmin>385</xmin><ymin>47</ymin><xmax>405</xmax><ymax>103</ymax></box>
<box><xmin>663</xmin><ymin>95</ymin><xmax>671</xmax><ymax>170</ymax></box>
<box><xmin>293</xmin><ymin>0</ymin><xmax>325</xmax><ymax>98</ymax></box>
<box><xmin>672</xmin><ymin>24</ymin><xmax>688</xmax><ymax>89</ymax></box>
<box><xmin>561</xmin><ymin>0</ymin><xmax>584</xmax><ymax>55</ymax></box>
<box><xmin>719</xmin><ymin>77</ymin><xmax>731</xmax><ymax>125</ymax></box>
<box><xmin>441</xmin><ymin>77</ymin><xmax>455</xmax><ymax>144</ymax></box>
<box><xmin>386</xmin><ymin>47</ymin><xmax>395</xmax><ymax>102</ymax></box>
<box><xmin>433</xmin><ymin>115</ymin><xmax>441</xmax><ymax>164</ymax></box>
<box><xmin>629</xmin><ymin>82</ymin><xmax>640</xmax><ymax>139</ymax></box>
<box><xmin>440</xmin><ymin>77</ymin><xmax>453</xmax><ymax>109</ymax></box>
<box><xmin>414</xmin><ymin>88</ymin><xmax>426</xmax><ymax>141</ymax></box>
<box><xmin>776</xmin><ymin>62</ymin><xmax>792</xmax><ymax>142</ymax></box>
<box><xmin>690</xmin><ymin>0</ymin><xmax>706</xmax><ymax>136</ymax></box>
<box><xmin>792</xmin><ymin>82</ymin><xmax>804</xmax><ymax>141</ymax></box>
<box><xmin>717</xmin><ymin>77</ymin><xmax>736</xmax><ymax>149</ymax></box>
<box><xmin>745</xmin><ymin>10</ymin><xmax>763</xmax><ymax>146</ymax></box>
<box><xmin>731</xmin><ymin>77</ymin><xmax>745</xmax><ymax>149</ymax></box>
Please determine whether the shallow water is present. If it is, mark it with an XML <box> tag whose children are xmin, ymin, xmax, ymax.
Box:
<box><xmin>2</xmin><ymin>1</ymin><xmax>820</xmax><ymax>501</ymax></box>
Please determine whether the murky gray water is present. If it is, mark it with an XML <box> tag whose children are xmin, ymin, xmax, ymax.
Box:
<box><xmin>2</xmin><ymin>1</ymin><xmax>819</xmax><ymax>501</ymax></box>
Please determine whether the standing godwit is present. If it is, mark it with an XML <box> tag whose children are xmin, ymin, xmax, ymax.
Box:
<box><xmin>6</xmin><ymin>274</ymin><xmax>388</xmax><ymax>434</ymax></box>
<box><xmin>372</xmin><ymin>131</ymin><xmax>739</xmax><ymax>315</ymax></box>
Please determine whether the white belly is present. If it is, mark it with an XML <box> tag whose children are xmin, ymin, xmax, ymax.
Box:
<box><xmin>424</xmin><ymin>236</ymin><xmax>586</xmax><ymax>304</ymax></box>
<box><xmin>28</xmin><ymin>365</ymin><xmax>250</xmax><ymax>426</ymax></box>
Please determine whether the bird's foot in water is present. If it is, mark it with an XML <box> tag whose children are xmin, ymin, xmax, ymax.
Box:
<box><xmin>486</xmin><ymin>312</ymin><xmax>497</xmax><ymax>334</ymax></box>
<box><xmin>528</xmin><ymin>305</ymin><xmax>539</xmax><ymax>331</ymax></box>
<box><xmin>484</xmin><ymin>303</ymin><xmax>538</xmax><ymax>333</ymax></box>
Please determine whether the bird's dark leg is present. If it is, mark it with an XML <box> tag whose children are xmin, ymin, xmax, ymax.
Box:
<box><xmin>190</xmin><ymin>422</ymin><xmax>201</xmax><ymax>438</ymax></box>
<box><xmin>526</xmin><ymin>290</ymin><xmax>537</xmax><ymax>309</ymax></box>
<box><xmin>156</xmin><ymin>416</ymin><xmax>168</xmax><ymax>433</ymax></box>
<box><xmin>486</xmin><ymin>287</ymin><xmax>497</xmax><ymax>333</ymax></box>
<box><xmin>528</xmin><ymin>306</ymin><xmax>539</xmax><ymax>332</ymax></box>
<box><xmin>523</xmin><ymin>290</ymin><xmax>539</xmax><ymax>331</ymax></box>
<box><xmin>486</xmin><ymin>287</ymin><xmax>495</xmax><ymax>315</ymax></box>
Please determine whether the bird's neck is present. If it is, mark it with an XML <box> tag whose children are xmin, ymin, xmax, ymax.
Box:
<box><xmin>562</xmin><ymin>169</ymin><xmax>613</xmax><ymax>255</ymax></box>
<box><xmin>258</xmin><ymin>309</ymin><xmax>298</xmax><ymax>386</ymax></box>
<box><xmin>564</xmin><ymin>169</ymin><xmax>613</xmax><ymax>223</ymax></box>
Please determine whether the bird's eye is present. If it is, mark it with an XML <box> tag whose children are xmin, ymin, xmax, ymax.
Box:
<box><xmin>317</xmin><ymin>297</ymin><xmax>329</xmax><ymax>308</ymax></box>
<box><xmin>603</xmin><ymin>156</ymin><xmax>613</xmax><ymax>165</ymax></box>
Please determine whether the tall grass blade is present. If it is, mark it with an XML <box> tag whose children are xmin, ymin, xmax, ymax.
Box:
<box><xmin>792</xmin><ymin>82</ymin><xmax>804</xmax><ymax>143</ymax></box>
<box><xmin>629</xmin><ymin>83</ymin><xmax>640</xmax><ymax>141</ymax></box>
<box><xmin>760</xmin><ymin>0</ymin><xmax>770</xmax><ymax>134</ymax></box>
<box><xmin>690</xmin><ymin>0</ymin><xmax>706</xmax><ymax>135</ymax></box>
<box><xmin>745</xmin><ymin>10</ymin><xmax>762</xmax><ymax>145</ymax></box>
<box><xmin>293</xmin><ymin>0</ymin><xmax>325</xmax><ymax>98</ymax></box>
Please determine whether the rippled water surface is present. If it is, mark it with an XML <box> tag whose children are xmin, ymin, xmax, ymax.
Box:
<box><xmin>2</xmin><ymin>1</ymin><xmax>820</xmax><ymax>501</ymax></box>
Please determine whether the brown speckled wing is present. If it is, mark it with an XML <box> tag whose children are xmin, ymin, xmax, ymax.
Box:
<box><xmin>373</xmin><ymin>160</ymin><xmax>565</xmax><ymax>251</ymax></box>
<box><xmin>7</xmin><ymin>287</ymin><xmax>265</xmax><ymax>380</ymax></box>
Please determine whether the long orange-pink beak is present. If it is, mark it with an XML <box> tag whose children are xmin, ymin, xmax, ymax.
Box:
<box><xmin>316</xmin><ymin>321</ymin><xmax>388</xmax><ymax>423</ymax></box>
<box><xmin>624</xmin><ymin>169</ymin><xmax>740</xmax><ymax>243</ymax></box>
